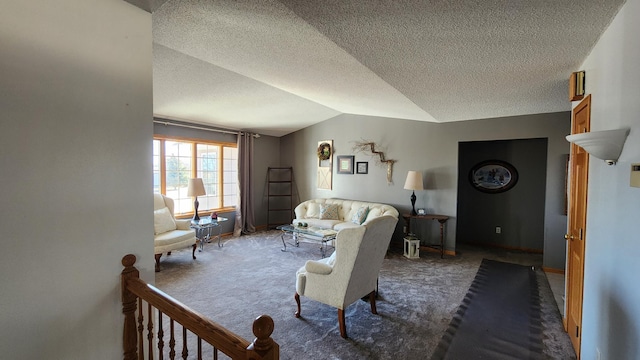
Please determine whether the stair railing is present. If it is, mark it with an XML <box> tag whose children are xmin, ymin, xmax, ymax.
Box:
<box><xmin>121</xmin><ymin>254</ymin><xmax>279</xmax><ymax>359</ymax></box>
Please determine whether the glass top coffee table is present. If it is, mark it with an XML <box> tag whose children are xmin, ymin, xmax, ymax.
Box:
<box><xmin>191</xmin><ymin>216</ymin><xmax>228</xmax><ymax>251</ymax></box>
<box><xmin>277</xmin><ymin>224</ymin><xmax>337</xmax><ymax>257</ymax></box>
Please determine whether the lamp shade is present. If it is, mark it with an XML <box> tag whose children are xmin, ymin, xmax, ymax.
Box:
<box><xmin>566</xmin><ymin>128</ymin><xmax>629</xmax><ymax>165</ymax></box>
<box><xmin>403</xmin><ymin>171</ymin><xmax>424</xmax><ymax>191</ymax></box>
<box><xmin>187</xmin><ymin>178</ymin><xmax>206</xmax><ymax>197</ymax></box>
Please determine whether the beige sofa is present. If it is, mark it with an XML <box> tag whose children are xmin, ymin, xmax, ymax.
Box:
<box><xmin>293</xmin><ymin>198</ymin><xmax>399</xmax><ymax>231</ymax></box>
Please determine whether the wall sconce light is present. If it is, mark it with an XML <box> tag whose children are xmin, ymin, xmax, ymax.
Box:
<box><xmin>566</xmin><ymin>128</ymin><xmax>630</xmax><ymax>165</ymax></box>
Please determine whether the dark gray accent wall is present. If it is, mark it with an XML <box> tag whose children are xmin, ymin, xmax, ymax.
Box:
<box><xmin>457</xmin><ymin>138</ymin><xmax>548</xmax><ymax>250</ymax></box>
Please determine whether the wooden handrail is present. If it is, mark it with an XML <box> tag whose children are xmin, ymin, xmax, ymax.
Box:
<box><xmin>121</xmin><ymin>254</ymin><xmax>278</xmax><ymax>360</ymax></box>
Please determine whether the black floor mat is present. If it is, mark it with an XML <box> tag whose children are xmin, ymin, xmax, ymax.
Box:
<box><xmin>431</xmin><ymin>259</ymin><xmax>543</xmax><ymax>360</ymax></box>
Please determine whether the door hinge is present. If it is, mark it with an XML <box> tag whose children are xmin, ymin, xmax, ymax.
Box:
<box><xmin>579</xmin><ymin>228</ymin><xmax>584</xmax><ymax>240</ymax></box>
<box><xmin>576</xmin><ymin>325</ymin><xmax>580</xmax><ymax>337</ymax></box>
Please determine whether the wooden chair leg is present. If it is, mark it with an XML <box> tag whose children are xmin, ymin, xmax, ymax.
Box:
<box><xmin>191</xmin><ymin>243</ymin><xmax>197</xmax><ymax>260</ymax></box>
<box><xmin>154</xmin><ymin>253</ymin><xmax>162</xmax><ymax>272</ymax></box>
<box><xmin>369</xmin><ymin>291</ymin><xmax>377</xmax><ymax>314</ymax></box>
<box><xmin>338</xmin><ymin>309</ymin><xmax>347</xmax><ymax>338</ymax></box>
<box><xmin>294</xmin><ymin>293</ymin><xmax>301</xmax><ymax>318</ymax></box>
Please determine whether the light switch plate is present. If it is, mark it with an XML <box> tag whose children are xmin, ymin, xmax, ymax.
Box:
<box><xmin>631</xmin><ymin>163</ymin><xmax>640</xmax><ymax>188</ymax></box>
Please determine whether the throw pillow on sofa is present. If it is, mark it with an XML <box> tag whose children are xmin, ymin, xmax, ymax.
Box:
<box><xmin>319</xmin><ymin>203</ymin><xmax>340</xmax><ymax>220</ymax></box>
<box><xmin>154</xmin><ymin>207</ymin><xmax>177</xmax><ymax>235</ymax></box>
<box><xmin>305</xmin><ymin>202</ymin><xmax>320</xmax><ymax>218</ymax></box>
<box><xmin>351</xmin><ymin>206</ymin><xmax>369</xmax><ymax>225</ymax></box>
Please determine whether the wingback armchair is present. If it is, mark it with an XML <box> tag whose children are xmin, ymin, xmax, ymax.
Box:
<box><xmin>153</xmin><ymin>193</ymin><xmax>197</xmax><ymax>272</ymax></box>
<box><xmin>294</xmin><ymin>215</ymin><xmax>398</xmax><ymax>338</ymax></box>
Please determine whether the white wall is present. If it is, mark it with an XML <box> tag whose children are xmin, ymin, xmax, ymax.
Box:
<box><xmin>578</xmin><ymin>0</ymin><xmax>640</xmax><ymax>358</ymax></box>
<box><xmin>0</xmin><ymin>1</ymin><xmax>153</xmax><ymax>358</ymax></box>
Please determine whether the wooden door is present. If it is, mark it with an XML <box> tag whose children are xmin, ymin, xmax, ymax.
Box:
<box><xmin>566</xmin><ymin>95</ymin><xmax>591</xmax><ymax>357</ymax></box>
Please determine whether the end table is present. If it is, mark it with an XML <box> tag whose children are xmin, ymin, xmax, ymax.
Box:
<box><xmin>191</xmin><ymin>216</ymin><xmax>228</xmax><ymax>251</ymax></box>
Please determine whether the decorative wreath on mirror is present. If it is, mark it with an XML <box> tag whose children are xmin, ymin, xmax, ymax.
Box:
<box><xmin>317</xmin><ymin>142</ymin><xmax>332</xmax><ymax>160</ymax></box>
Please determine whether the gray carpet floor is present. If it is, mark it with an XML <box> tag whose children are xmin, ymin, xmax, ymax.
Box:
<box><xmin>154</xmin><ymin>230</ymin><xmax>576</xmax><ymax>359</ymax></box>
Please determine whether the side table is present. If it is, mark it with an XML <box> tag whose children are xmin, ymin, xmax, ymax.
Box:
<box><xmin>402</xmin><ymin>213</ymin><xmax>449</xmax><ymax>258</ymax></box>
<box><xmin>191</xmin><ymin>216</ymin><xmax>228</xmax><ymax>251</ymax></box>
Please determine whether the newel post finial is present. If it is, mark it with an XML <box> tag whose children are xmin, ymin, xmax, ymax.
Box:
<box><xmin>121</xmin><ymin>254</ymin><xmax>139</xmax><ymax>360</ymax></box>
<box><xmin>247</xmin><ymin>315</ymin><xmax>279</xmax><ymax>359</ymax></box>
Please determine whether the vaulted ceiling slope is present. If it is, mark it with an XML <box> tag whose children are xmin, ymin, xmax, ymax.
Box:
<box><xmin>128</xmin><ymin>0</ymin><xmax>624</xmax><ymax>137</ymax></box>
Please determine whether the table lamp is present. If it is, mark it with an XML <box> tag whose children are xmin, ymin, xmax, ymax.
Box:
<box><xmin>187</xmin><ymin>178</ymin><xmax>206</xmax><ymax>221</ymax></box>
<box><xmin>403</xmin><ymin>171</ymin><xmax>423</xmax><ymax>216</ymax></box>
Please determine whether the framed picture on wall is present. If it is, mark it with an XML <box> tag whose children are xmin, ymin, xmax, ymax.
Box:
<box><xmin>356</xmin><ymin>162</ymin><xmax>368</xmax><ymax>174</ymax></box>
<box><xmin>469</xmin><ymin>160</ymin><xmax>519</xmax><ymax>193</ymax></box>
<box><xmin>337</xmin><ymin>156</ymin><xmax>355</xmax><ymax>174</ymax></box>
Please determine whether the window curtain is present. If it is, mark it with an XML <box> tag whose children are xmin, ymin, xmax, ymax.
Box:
<box><xmin>234</xmin><ymin>132</ymin><xmax>256</xmax><ymax>236</ymax></box>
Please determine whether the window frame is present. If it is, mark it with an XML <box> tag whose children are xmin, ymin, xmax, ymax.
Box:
<box><xmin>154</xmin><ymin>134</ymin><xmax>237</xmax><ymax>217</ymax></box>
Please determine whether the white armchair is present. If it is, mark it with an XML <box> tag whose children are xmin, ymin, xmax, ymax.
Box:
<box><xmin>294</xmin><ymin>215</ymin><xmax>398</xmax><ymax>338</ymax></box>
<box><xmin>153</xmin><ymin>194</ymin><xmax>197</xmax><ymax>272</ymax></box>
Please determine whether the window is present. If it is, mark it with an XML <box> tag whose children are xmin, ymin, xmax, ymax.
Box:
<box><xmin>223</xmin><ymin>147</ymin><xmax>238</xmax><ymax>207</ymax></box>
<box><xmin>153</xmin><ymin>137</ymin><xmax>237</xmax><ymax>216</ymax></box>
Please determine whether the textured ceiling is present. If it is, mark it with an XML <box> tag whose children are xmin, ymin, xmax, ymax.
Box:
<box><xmin>139</xmin><ymin>0</ymin><xmax>624</xmax><ymax>137</ymax></box>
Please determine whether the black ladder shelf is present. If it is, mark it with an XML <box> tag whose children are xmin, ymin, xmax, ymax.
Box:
<box><xmin>267</xmin><ymin>167</ymin><xmax>294</xmax><ymax>229</ymax></box>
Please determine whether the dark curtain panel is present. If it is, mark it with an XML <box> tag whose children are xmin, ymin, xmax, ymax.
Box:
<box><xmin>234</xmin><ymin>132</ymin><xmax>256</xmax><ymax>236</ymax></box>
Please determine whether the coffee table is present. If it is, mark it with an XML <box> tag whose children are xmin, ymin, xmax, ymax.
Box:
<box><xmin>277</xmin><ymin>224</ymin><xmax>337</xmax><ymax>257</ymax></box>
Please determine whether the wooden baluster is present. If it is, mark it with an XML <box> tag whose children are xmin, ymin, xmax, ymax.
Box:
<box><xmin>214</xmin><ymin>347</ymin><xmax>218</xmax><ymax>360</ymax></box>
<box><xmin>158</xmin><ymin>312</ymin><xmax>164</xmax><ymax>360</ymax></box>
<box><xmin>182</xmin><ymin>327</ymin><xmax>188</xmax><ymax>359</ymax></box>
<box><xmin>138</xmin><ymin>298</ymin><xmax>144</xmax><ymax>360</ymax></box>
<box><xmin>169</xmin><ymin>319</ymin><xmax>176</xmax><ymax>360</ymax></box>
<box><xmin>197</xmin><ymin>336</ymin><xmax>202</xmax><ymax>360</ymax></box>
<box><xmin>121</xmin><ymin>255</ymin><xmax>139</xmax><ymax>360</ymax></box>
<box><xmin>246</xmin><ymin>315</ymin><xmax>278</xmax><ymax>360</ymax></box>
<box><xmin>148</xmin><ymin>303</ymin><xmax>154</xmax><ymax>360</ymax></box>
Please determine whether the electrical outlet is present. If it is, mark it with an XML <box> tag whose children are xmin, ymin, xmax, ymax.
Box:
<box><xmin>495</xmin><ymin>226</ymin><xmax>501</xmax><ymax>234</ymax></box>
